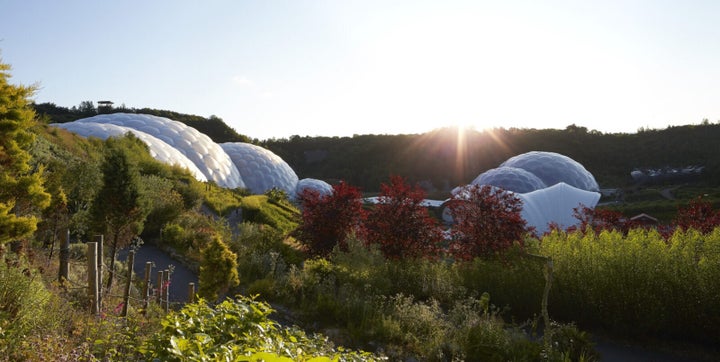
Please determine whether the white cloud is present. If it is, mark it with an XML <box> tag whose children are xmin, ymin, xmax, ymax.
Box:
<box><xmin>232</xmin><ymin>75</ymin><xmax>254</xmax><ymax>87</ymax></box>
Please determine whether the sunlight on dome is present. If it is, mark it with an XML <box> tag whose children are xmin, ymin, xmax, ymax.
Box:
<box><xmin>500</xmin><ymin>151</ymin><xmax>599</xmax><ymax>192</ymax></box>
<box><xmin>460</xmin><ymin>151</ymin><xmax>601</xmax><ymax>232</ymax></box>
<box><xmin>471</xmin><ymin>166</ymin><xmax>546</xmax><ymax>193</ymax></box>
<box><xmin>49</xmin><ymin>121</ymin><xmax>208</xmax><ymax>182</ymax></box>
<box><xmin>73</xmin><ymin>113</ymin><xmax>244</xmax><ymax>188</ymax></box>
<box><xmin>221</xmin><ymin>142</ymin><xmax>299</xmax><ymax>196</ymax></box>
<box><xmin>296</xmin><ymin>178</ymin><xmax>333</xmax><ymax>198</ymax></box>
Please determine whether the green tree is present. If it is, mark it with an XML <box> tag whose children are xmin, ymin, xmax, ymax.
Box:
<box><xmin>90</xmin><ymin>140</ymin><xmax>147</xmax><ymax>290</ymax></box>
<box><xmin>0</xmin><ymin>59</ymin><xmax>51</xmax><ymax>246</ymax></box>
<box><xmin>198</xmin><ymin>235</ymin><xmax>239</xmax><ymax>301</ymax></box>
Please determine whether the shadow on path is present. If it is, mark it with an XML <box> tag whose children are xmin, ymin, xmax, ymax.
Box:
<box><xmin>119</xmin><ymin>243</ymin><xmax>198</xmax><ymax>304</ymax></box>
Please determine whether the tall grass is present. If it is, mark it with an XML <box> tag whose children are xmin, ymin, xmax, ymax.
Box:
<box><xmin>540</xmin><ymin>228</ymin><xmax>720</xmax><ymax>343</ymax></box>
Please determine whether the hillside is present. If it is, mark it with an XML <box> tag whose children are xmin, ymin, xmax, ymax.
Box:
<box><xmin>263</xmin><ymin>123</ymin><xmax>720</xmax><ymax>192</ymax></box>
<box><xmin>35</xmin><ymin>101</ymin><xmax>720</xmax><ymax>194</ymax></box>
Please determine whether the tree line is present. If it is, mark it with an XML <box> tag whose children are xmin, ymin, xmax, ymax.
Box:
<box><xmin>263</xmin><ymin>122</ymin><xmax>720</xmax><ymax>192</ymax></box>
<box><xmin>34</xmin><ymin>100</ymin><xmax>720</xmax><ymax>193</ymax></box>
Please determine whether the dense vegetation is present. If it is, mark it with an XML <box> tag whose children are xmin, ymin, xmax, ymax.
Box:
<box><xmin>3</xmin><ymin>56</ymin><xmax>720</xmax><ymax>361</ymax></box>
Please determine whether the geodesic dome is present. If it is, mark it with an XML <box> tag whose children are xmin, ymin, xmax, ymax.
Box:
<box><xmin>295</xmin><ymin>178</ymin><xmax>333</xmax><ymax>198</ymax></box>
<box><xmin>49</xmin><ymin>121</ymin><xmax>208</xmax><ymax>182</ymax></box>
<box><xmin>517</xmin><ymin>182</ymin><xmax>600</xmax><ymax>235</ymax></box>
<box><xmin>72</xmin><ymin>113</ymin><xmax>244</xmax><ymax>188</ymax></box>
<box><xmin>500</xmin><ymin>151</ymin><xmax>599</xmax><ymax>192</ymax></box>
<box><xmin>471</xmin><ymin>166</ymin><xmax>547</xmax><ymax>193</ymax></box>
<box><xmin>221</xmin><ymin>142</ymin><xmax>299</xmax><ymax>196</ymax></box>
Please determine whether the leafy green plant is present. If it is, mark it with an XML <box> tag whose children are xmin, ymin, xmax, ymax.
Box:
<box><xmin>139</xmin><ymin>295</ymin><xmax>381</xmax><ymax>361</ymax></box>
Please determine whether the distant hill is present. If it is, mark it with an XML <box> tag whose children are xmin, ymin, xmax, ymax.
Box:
<box><xmin>262</xmin><ymin>123</ymin><xmax>720</xmax><ymax>192</ymax></box>
<box><xmin>33</xmin><ymin>102</ymin><xmax>251</xmax><ymax>144</ymax></box>
<box><xmin>33</xmin><ymin>101</ymin><xmax>720</xmax><ymax>193</ymax></box>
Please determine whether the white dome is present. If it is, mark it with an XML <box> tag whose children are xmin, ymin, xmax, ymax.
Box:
<box><xmin>73</xmin><ymin>113</ymin><xmax>244</xmax><ymax>188</ymax></box>
<box><xmin>518</xmin><ymin>182</ymin><xmax>600</xmax><ymax>235</ymax></box>
<box><xmin>295</xmin><ymin>178</ymin><xmax>333</xmax><ymax>198</ymax></box>
<box><xmin>49</xmin><ymin>121</ymin><xmax>208</xmax><ymax>182</ymax></box>
<box><xmin>472</xmin><ymin>166</ymin><xmax>546</xmax><ymax>193</ymax></box>
<box><xmin>221</xmin><ymin>142</ymin><xmax>299</xmax><ymax>196</ymax></box>
<box><xmin>500</xmin><ymin>151</ymin><xmax>599</xmax><ymax>192</ymax></box>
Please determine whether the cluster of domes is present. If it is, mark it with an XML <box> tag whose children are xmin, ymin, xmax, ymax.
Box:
<box><xmin>50</xmin><ymin>113</ymin><xmax>331</xmax><ymax>198</ymax></box>
<box><xmin>472</xmin><ymin>151</ymin><xmax>599</xmax><ymax>193</ymax></box>
<box><xmin>458</xmin><ymin>151</ymin><xmax>601</xmax><ymax>234</ymax></box>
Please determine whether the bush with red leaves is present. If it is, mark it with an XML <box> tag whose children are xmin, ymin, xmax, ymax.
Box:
<box><xmin>447</xmin><ymin>185</ymin><xmax>528</xmax><ymax>260</ymax></box>
<box><xmin>673</xmin><ymin>196</ymin><xmax>720</xmax><ymax>234</ymax></box>
<box><xmin>364</xmin><ymin>176</ymin><xmax>443</xmax><ymax>259</ymax></box>
<box><xmin>571</xmin><ymin>205</ymin><xmax>637</xmax><ymax>234</ymax></box>
<box><xmin>293</xmin><ymin>182</ymin><xmax>366</xmax><ymax>257</ymax></box>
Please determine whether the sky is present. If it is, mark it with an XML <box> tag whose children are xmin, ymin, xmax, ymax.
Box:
<box><xmin>2</xmin><ymin>0</ymin><xmax>720</xmax><ymax>140</ymax></box>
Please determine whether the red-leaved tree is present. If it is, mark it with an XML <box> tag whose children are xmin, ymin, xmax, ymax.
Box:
<box><xmin>447</xmin><ymin>185</ymin><xmax>528</xmax><ymax>260</ymax></box>
<box><xmin>293</xmin><ymin>182</ymin><xmax>366</xmax><ymax>257</ymax></box>
<box><xmin>571</xmin><ymin>205</ymin><xmax>637</xmax><ymax>235</ymax></box>
<box><xmin>364</xmin><ymin>176</ymin><xmax>443</xmax><ymax>259</ymax></box>
<box><xmin>673</xmin><ymin>196</ymin><xmax>720</xmax><ymax>234</ymax></box>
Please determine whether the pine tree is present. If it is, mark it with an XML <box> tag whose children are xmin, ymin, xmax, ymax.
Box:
<box><xmin>90</xmin><ymin>140</ymin><xmax>147</xmax><ymax>290</ymax></box>
<box><xmin>0</xmin><ymin>59</ymin><xmax>50</xmax><ymax>246</ymax></box>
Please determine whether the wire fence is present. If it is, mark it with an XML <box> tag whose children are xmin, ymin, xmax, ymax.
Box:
<box><xmin>61</xmin><ymin>238</ymin><xmax>194</xmax><ymax>318</ymax></box>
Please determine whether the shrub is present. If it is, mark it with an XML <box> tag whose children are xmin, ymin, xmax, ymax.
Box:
<box><xmin>198</xmin><ymin>236</ymin><xmax>239</xmax><ymax>301</ymax></box>
<box><xmin>540</xmin><ymin>228</ymin><xmax>720</xmax><ymax>343</ymax></box>
<box><xmin>294</xmin><ymin>181</ymin><xmax>366</xmax><ymax>257</ymax></box>
<box><xmin>447</xmin><ymin>185</ymin><xmax>528</xmax><ymax>260</ymax></box>
<box><xmin>0</xmin><ymin>258</ymin><xmax>74</xmax><ymax>358</ymax></box>
<box><xmin>364</xmin><ymin>175</ymin><xmax>443</xmax><ymax>259</ymax></box>
<box><xmin>139</xmin><ymin>295</ymin><xmax>381</xmax><ymax>361</ymax></box>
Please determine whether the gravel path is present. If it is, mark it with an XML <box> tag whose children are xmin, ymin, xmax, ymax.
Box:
<box><xmin>119</xmin><ymin>243</ymin><xmax>198</xmax><ymax>303</ymax></box>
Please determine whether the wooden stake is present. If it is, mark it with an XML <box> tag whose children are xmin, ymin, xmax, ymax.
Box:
<box><xmin>121</xmin><ymin>250</ymin><xmax>135</xmax><ymax>317</ymax></box>
<box><xmin>58</xmin><ymin>229</ymin><xmax>70</xmax><ymax>283</ymax></box>
<box><xmin>163</xmin><ymin>269</ymin><xmax>170</xmax><ymax>312</ymax></box>
<box><xmin>96</xmin><ymin>235</ymin><xmax>104</xmax><ymax>309</ymax></box>
<box><xmin>156</xmin><ymin>270</ymin><xmax>163</xmax><ymax>304</ymax></box>
<box><xmin>87</xmin><ymin>242</ymin><xmax>99</xmax><ymax>316</ymax></box>
<box><xmin>142</xmin><ymin>261</ymin><xmax>152</xmax><ymax>313</ymax></box>
<box><xmin>188</xmin><ymin>282</ymin><xmax>195</xmax><ymax>304</ymax></box>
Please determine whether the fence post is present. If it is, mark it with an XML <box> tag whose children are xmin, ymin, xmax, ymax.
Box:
<box><xmin>87</xmin><ymin>242</ymin><xmax>99</xmax><ymax>316</ymax></box>
<box><xmin>541</xmin><ymin>258</ymin><xmax>554</xmax><ymax>349</ymax></box>
<box><xmin>58</xmin><ymin>229</ymin><xmax>70</xmax><ymax>283</ymax></box>
<box><xmin>121</xmin><ymin>250</ymin><xmax>135</xmax><ymax>317</ymax></box>
<box><xmin>188</xmin><ymin>282</ymin><xmax>195</xmax><ymax>304</ymax></box>
<box><xmin>142</xmin><ymin>262</ymin><xmax>152</xmax><ymax>314</ymax></box>
<box><xmin>163</xmin><ymin>269</ymin><xmax>170</xmax><ymax>312</ymax></box>
<box><xmin>156</xmin><ymin>270</ymin><xmax>163</xmax><ymax>304</ymax></box>
<box><xmin>96</xmin><ymin>235</ymin><xmax>104</xmax><ymax>310</ymax></box>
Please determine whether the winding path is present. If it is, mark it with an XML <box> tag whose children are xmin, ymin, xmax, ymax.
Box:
<box><xmin>119</xmin><ymin>243</ymin><xmax>198</xmax><ymax>303</ymax></box>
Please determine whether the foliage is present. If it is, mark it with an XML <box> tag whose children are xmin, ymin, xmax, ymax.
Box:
<box><xmin>294</xmin><ymin>182</ymin><xmax>366</xmax><ymax>257</ymax></box>
<box><xmin>364</xmin><ymin>176</ymin><xmax>443</xmax><ymax>259</ymax></box>
<box><xmin>569</xmin><ymin>205</ymin><xmax>637</xmax><ymax>234</ymax></box>
<box><xmin>161</xmin><ymin>210</ymin><xmax>230</xmax><ymax>257</ymax></box>
<box><xmin>540</xmin><ymin>228</ymin><xmax>720</xmax><ymax>343</ymax></box>
<box><xmin>199</xmin><ymin>235</ymin><xmax>239</xmax><ymax>301</ymax></box>
<box><xmin>447</xmin><ymin>185</ymin><xmax>528</xmax><ymax>260</ymax></box>
<box><xmin>240</xmin><ymin>194</ymin><xmax>299</xmax><ymax>233</ymax></box>
<box><xmin>89</xmin><ymin>139</ymin><xmax>148</xmax><ymax>289</ymax></box>
<box><xmin>232</xmin><ymin>222</ymin><xmax>304</xmax><ymax>285</ymax></box>
<box><xmin>139</xmin><ymin>295</ymin><xmax>380</xmax><ymax>361</ymax></box>
<box><xmin>0</xmin><ymin>257</ymin><xmax>74</xmax><ymax>359</ymax></box>
<box><xmin>140</xmin><ymin>174</ymin><xmax>185</xmax><ymax>237</ymax></box>
<box><xmin>203</xmin><ymin>182</ymin><xmax>244</xmax><ymax>216</ymax></box>
<box><xmin>673</xmin><ymin>196</ymin><xmax>720</xmax><ymax>234</ymax></box>
<box><xmin>0</xmin><ymin>60</ymin><xmax>51</xmax><ymax>245</ymax></box>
